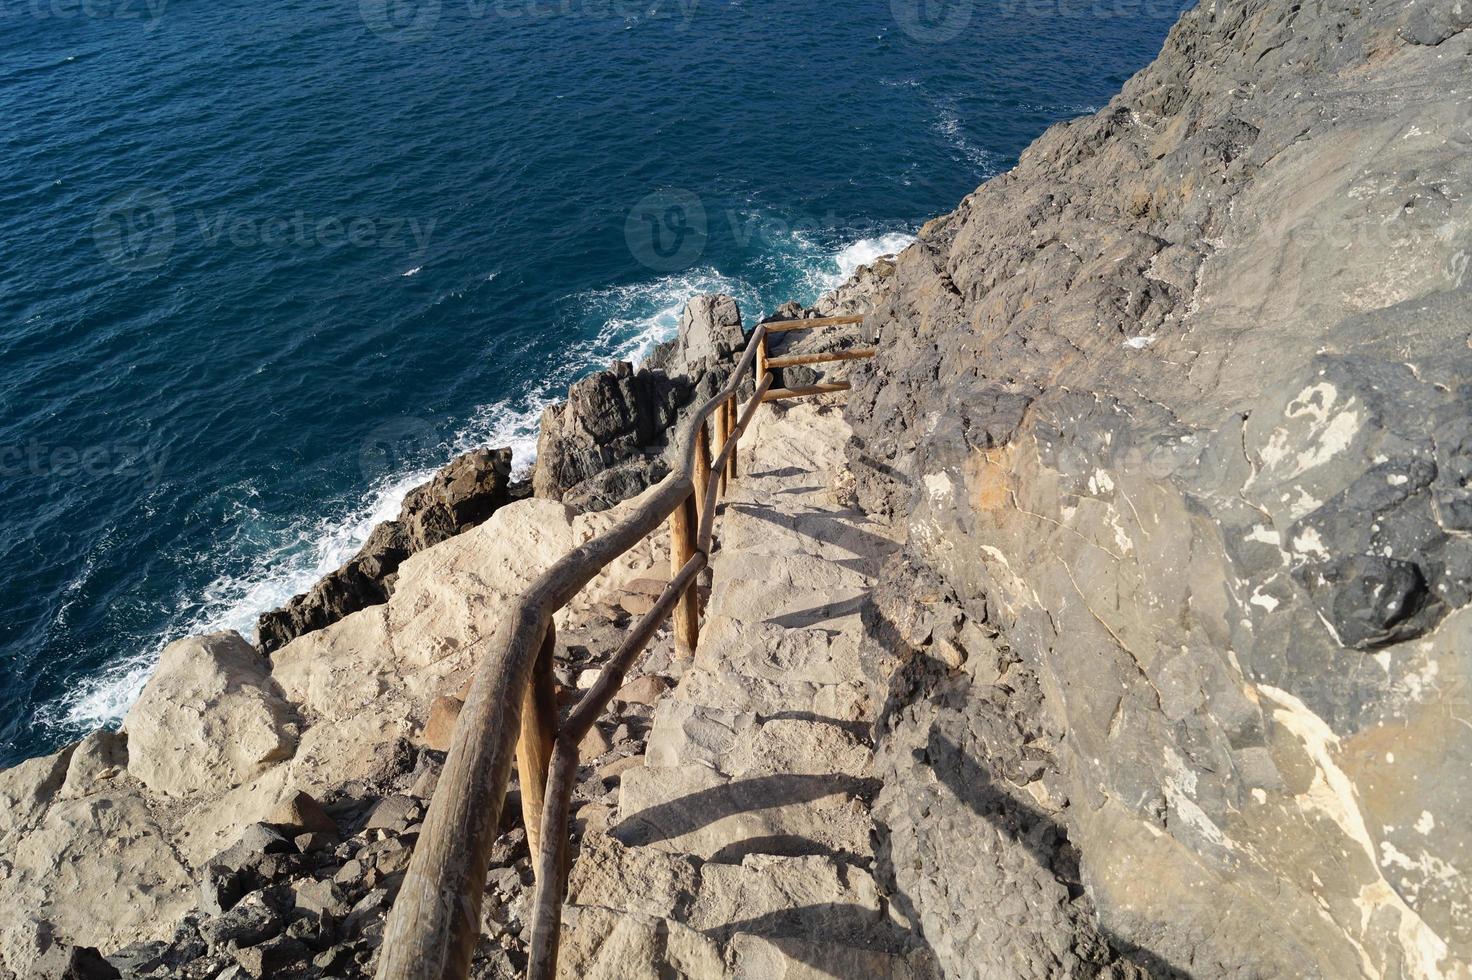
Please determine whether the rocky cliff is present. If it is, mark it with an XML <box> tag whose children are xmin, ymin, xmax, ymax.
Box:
<box><xmin>847</xmin><ymin>0</ymin><xmax>1471</xmax><ymax>976</ymax></box>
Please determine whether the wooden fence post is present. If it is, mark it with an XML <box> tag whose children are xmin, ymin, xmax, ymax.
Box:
<box><xmin>726</xmin><ymin>394</ymin><xmax>739</xmax><ymax>481</ymax></box>
<box><xmin>516</xmin><ymin>623</ymin><xmax>558</xmax><ymax>867</ymax></box>
<box><xmin>693</xmin><ymin>422</ymin><xmax>711</xmax><ymax>526</ymax></box>
<box><xmin>669</xmin><ymin>491</ymin><xmax>700</xmax><ymax>657</ymax></box>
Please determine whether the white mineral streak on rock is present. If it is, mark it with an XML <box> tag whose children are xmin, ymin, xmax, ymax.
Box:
<box><xmin>1259</xmin><ymin>684</ymin><xmax>1450</xmax><ymax>979</ymax></box>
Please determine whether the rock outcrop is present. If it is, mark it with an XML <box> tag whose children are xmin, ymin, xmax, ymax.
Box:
<box><xmin>533</xmin><ymin>293</ymin><xmax>748</xmax><ymax>510</ymax></box>
<box><xmin>531</xmin><ymin>362</ymin><xmax>691</xmax><ymax>510</ymax></box>
<box><xmin>847</xmin><ymin>0</ymin><xmax>1472</xmax><ymax>976</ymax></box>
<box><xmin>257</xmin><ymin>448</ymin><xmax>520</xmax><ymax>654</ymax></box>
<box><xmin>126</xmin><ymin>633</ymin><xmax>298</xmax><ymax>798</ymax></box>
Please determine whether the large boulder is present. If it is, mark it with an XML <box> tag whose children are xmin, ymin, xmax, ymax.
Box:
<box><xmin>674</xmin><ymin>293</ymin><xmax>744</xmax><ymax>372</ymax></box>
<box><xmin>532</xmin><ymin>361</ymin><xmax>692</xmax><ymax>510</ymax></box>
<box><xmin>257</xmin><ymin>447</ymin><xmax>517</xmax><ymax>653</ymax></box>
<box><xmin>848</xmin><ymin>1</ymin><xmax>1472</xmax><ymax>976</ymax></box>
<box><xmin>124</xmin><ymin>632</ymin><xmax>297</xmax><ymax>797</ymax></box>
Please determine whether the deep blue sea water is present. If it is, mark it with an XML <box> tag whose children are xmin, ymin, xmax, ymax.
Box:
<box><xmin>0</xmin><ymin>0</ymin><xmax>1183</xmax><ymax>766</ymax></box>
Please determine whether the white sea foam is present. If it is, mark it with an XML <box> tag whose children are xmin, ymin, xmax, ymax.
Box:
<box><xmin>39</xmin><ymin>228</ymin><xmax>916</xmax><ymax>737</ymax></box>
<box><xmin>934</xmin><ymin>103</ymin><xmax>1001</xmax><ymax>176</ymax></box>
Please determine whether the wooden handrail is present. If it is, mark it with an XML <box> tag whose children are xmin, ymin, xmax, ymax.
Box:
<box><xmin>764</xmin><ymin>348</ymin><xmax>875</xmax><ymax>369</ymax></box>
<box><xmin>761</xmin><ymin>313</ymin><xmax>865</xmax><ymax>333</ymax></box>
<box><xmin>378</xmin><ymin>324</ymin><xmax>770</xmax><ymax>980</ymax></box>
<box><xmin>524</xmin><ymin>369</ymin><xmax>773</xmax><ymax>980</ymax></box>
<box><xmin>378</xmin><ymin>302</ymin><xmax>872</xmax><ymax>978</ymax></box>
<box><xmin>763</xmin><ymin>381</ymin><xmax>851</xmax><ymax>402</ymax></box>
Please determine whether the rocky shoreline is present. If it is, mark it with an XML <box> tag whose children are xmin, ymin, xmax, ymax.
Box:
<box><xmin>253</xmin><ymin>262</ymin><xmax>899</xmax><ymax>659</ymax></box>
<box><xmin>5</xmin><ymin>0</ymin><xmax>1470</xmax><ymax>975</ymax></box>
<box><xmin>0</xmin><ymin>256</ymin><xmax>898</xmax><ymax>978</ymax></box>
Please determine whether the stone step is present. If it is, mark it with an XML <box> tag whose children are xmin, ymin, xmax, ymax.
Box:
<box><xmin>694</xmin><ymin>615</ymin><xmax>864</xmax><ymax>685</ymax></box>
<box><xmin>611</xmin><ymin>763</ymin><xmax>875</xmax><ymax>865</ymax></box>
<box><xmin>718</xmin><ymin>502</ymin><xmax>899</xmax><ymax>567</ymax></box>
<box><xmin>705</xmin><ymin>555</ymin><xmax>871</xmax><ymax>634</ymax></box>
<box><xmin>646</xmin><ymin>699</ymin><xmax>873</xmax><ymax>779</ymax></box>
<box><xmin>564</xmin><ymin>835</ymin><xmax>929</xmax><ymax>978</ymax></box>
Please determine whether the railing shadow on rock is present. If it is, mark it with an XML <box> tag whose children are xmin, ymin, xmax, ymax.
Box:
<box><xmin>376</xmin><ymin>313</ymin><xmax>867</xmax><ymax>980</ymax></box>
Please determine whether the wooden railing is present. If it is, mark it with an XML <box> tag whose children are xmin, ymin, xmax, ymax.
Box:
<box><xmin>377</xmin><ymin>313</ymin><xmax>866</xmax><ymax>980</ymax></box>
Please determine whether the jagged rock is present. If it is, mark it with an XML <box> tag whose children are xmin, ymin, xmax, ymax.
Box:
<box><xmin>421</xmin><ymin>695</ymin><xmax>462</xmax><ymax>752</ymax></box>
<box><xmin>578</xmin><ymin>725</ymin><xmax>613</xmax><ymax>759</ymax></box>
<box><xmin>29</xmin><ymin>945</ymin><xmax>119</xmax><ymax>980</ymax></box>
<box><xmin>293</xmin><ymin>878</ymin><xmax>349</xmax><ymax>918</ymax></box>
<box><xmin>199</xmin><ymin>864</ymin><xmax>248</xmax><ymax>916</ymax></box>
<box><xmin>267</xmin><ymin>790</ymin><xmax>337</xmax><ymax>835</ymax></box>
<box><xmin>293</xmin><ymin>831</ymin><xmax>337</xmax><ymax>854</ymax></box>
<box><xmin>531</xmin><ymin>360</ymin><xmax>690</xmax><ymax>509</ymax></box>
<box><xmin>364</xmin><ymin>794</ymin><xmax>419</xmax><ymax>832</ymax></box>
<box><xmin>613</xmin><ymin>674</ymin><xmax>670</xmax><ymax>706</ymax></box>
<box><xmin>673</xmin><ymin>294</ymin><xmax>745</xmax><ymax>373</ymax></box>
<box><xmin>256</xmin><ymin>448</ymin><xmax>518</xmax><ymax>653</ymax></box>
<box><xmin>815</xmin><ymin>254</ymin><xmax>898</xmax><ymax>317</ymax></box>
<box><xmin>209</xmin><ymin>823</ymin><xmax>297</xmax><ymax>873</ymax></box>
<box><xmin>123</xmin><ymin>633</ymin><xmax>297</xmax><ymax>798</ymax></box>
<box><xmin>200</xmin><ymin>893</ymin><xmax>281</xmax><ymax>949</ymax></box>
<box><xmin>533</xmin><ymin>294</ymin><xmax>755</xmax><ymax>512</ymax></box>
<box><xmin>57</xmin><ymin>731</ymin><xmax>127</xmax><ymax>800</ymax></box>
<box><xmin>595</xmin><ymin>755</ymin><xmax>644</xmax><ymax>786</ymax></box>
<box><xmin>232</xmin><ymin>934</ymin><xmax>309</xmax><ymax>978</ymax></box>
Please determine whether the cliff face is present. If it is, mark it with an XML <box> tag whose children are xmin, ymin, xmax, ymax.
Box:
<box><xmin>848</xmin><ymin>0</ymin><xmax>1471</xmax><ymax>976</ymax></box>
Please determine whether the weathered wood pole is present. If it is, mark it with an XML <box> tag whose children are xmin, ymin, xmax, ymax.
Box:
<box><xmin>669</xmin><ymin>490</ymin><xmax>700</xmax><ymax>657</ymax></box>
<box><xmin>726</xmin><ymin>394</ymin><xmax>739</xmax><ymax>481</ymax></box>
<box><xmin>717</xmin><ymin>400</ymin><xmax>731</xmax><ymax>495</ymax></box>
<box><xmin>711</xmin><ymin>401</ymin><xmax>726</xmax><ymax>497</ymax></box>
<box><xmin>515</xmin><ymin>623</ymin><xmax>557</xmax><ymax>868</ymax></box>
<box><xmin>692</xmin><ymin>421</ymin><xmax>711</xmax><ymax>528</ymax></box>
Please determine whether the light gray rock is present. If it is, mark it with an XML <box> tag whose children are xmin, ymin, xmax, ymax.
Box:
<box><xmin>674</xmin><ymin>293</ymin><xmax>745</xmax><ymax>372</ymax></box>
<box><xmin>124</xmin><ymin>632</ymin><xmax>297</xmax><ymax>798</ymax></box>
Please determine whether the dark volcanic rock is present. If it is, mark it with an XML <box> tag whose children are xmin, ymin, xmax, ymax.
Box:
<box><xmin>531</xmin><ymin>361</ymin><xmax>690</xmax><ymax>509</ymax></box>
<box><xmin>257</xmin><ymin>448</ymin><xmax>519</xmax><ymax>653</ymax></box>
<box><xmin>847</xmin><ymin>0</ymin><xmax>1471</xmax><ymax>976</ymax></box>
<box><xmin>533</xmin><ymin>294</ymin><xmax>751</xmax><ymax>511</ymax></box>
<box><xmin>30</xmin><ymin>945</ymin><xmax>120</xmax><ymax>980</ymax></box>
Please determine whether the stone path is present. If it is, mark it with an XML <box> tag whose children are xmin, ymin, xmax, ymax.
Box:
<box><xmin>557</xmin><ymin>399</ymin><xmax>936</xmax><ymax>979</ymax></box>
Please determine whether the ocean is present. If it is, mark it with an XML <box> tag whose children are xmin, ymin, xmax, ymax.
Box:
<box><xmin>0</xmin><ymin>0</ymin><xmax>1182</xmax><ymax>767</ymax></box>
